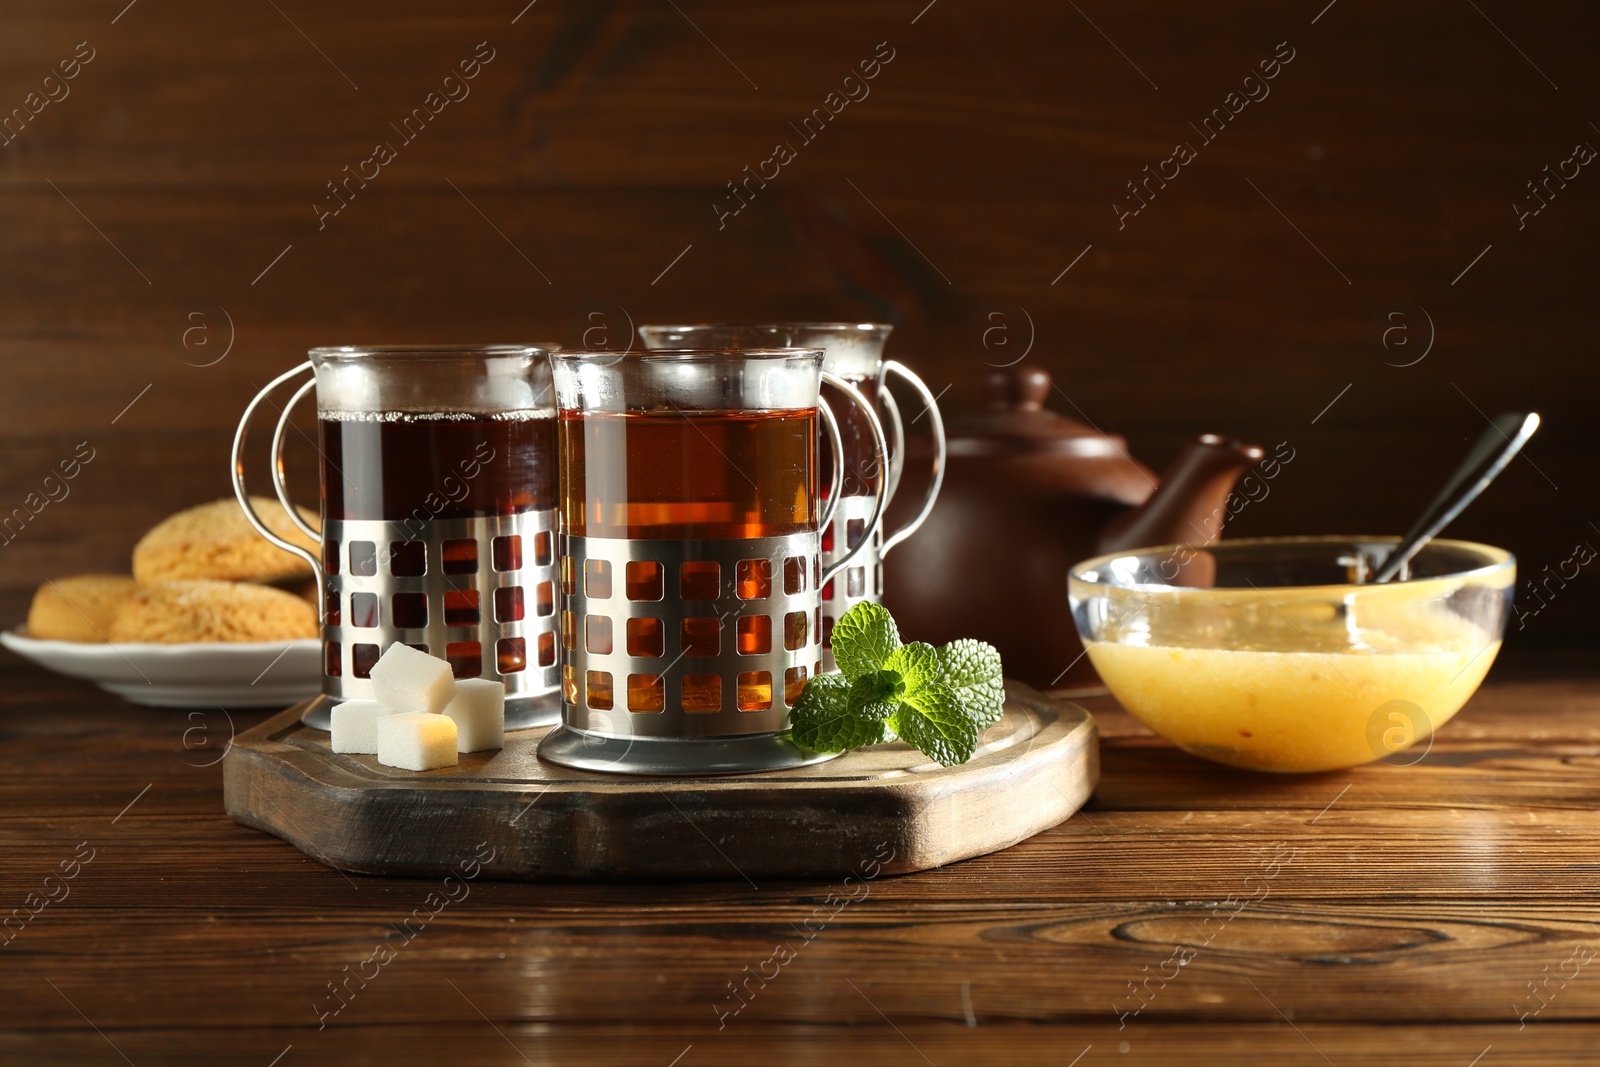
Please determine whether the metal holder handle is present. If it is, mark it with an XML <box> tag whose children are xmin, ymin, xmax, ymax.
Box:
<box><xmin>271</xmin><ymin>375</ymin><xmax>323</xmax><ymax>543</ymax></box>
<box><xmin>878</xmin><ymin>360</ymin><xmax>947</xmax><ymax>558</ymax></box>
<box><xmin>818</xmin><ymin>371</ymin><xmax>889</xmax><ymax>586</ymax></box>
<box><xmin>230</xmin><ymin>361</ymin><xmax>324</xmax><ymax>590</ymax></box>
<box><xmin>816</xmin><ymin>394</ymin><xmax>847</xmax><ymax>538</ymax></box>
<box><xmin>879</xmin><ymin>384</ymin><xmax>907</xmax><ymax>507</ymax></box>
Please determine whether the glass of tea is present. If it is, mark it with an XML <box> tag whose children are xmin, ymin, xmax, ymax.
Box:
<box><xmin>536</xmin><ymin>347</ymin><xmax>888</xmax><ymax>775</ymax></box>
<box><xmin>637</xmin><ymin>323</ymin><xmax>946</xmax><ymax>671</ymax></box>
<box><xmin>231</xmin><ymin>344</ymin><xmax>563</xmax><ymax>729</ymax></box>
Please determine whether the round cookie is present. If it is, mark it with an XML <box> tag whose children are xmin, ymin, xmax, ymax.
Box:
<box><xmin>108</xmin><ymin>580</ymin><xmax>319</xmax><ymax>644</ymax></box>
<box><xmin>133</xmin><ymin>497</ymin><xmax>319</xmax><ymax>586</ymax></box>
<box><xmin>27</xmin><ymin>574</ymin><xmax>138</xmax><ymax>643</ymax></box>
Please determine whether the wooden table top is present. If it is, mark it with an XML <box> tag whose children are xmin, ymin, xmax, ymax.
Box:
<box><xmin>4</xmin><ymin>655</ymin><xmax>1598</xmax><ymax>1065</ymax></box>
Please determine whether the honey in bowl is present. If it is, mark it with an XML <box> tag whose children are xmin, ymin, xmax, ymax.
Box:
<box><xmin>1068</xmin><ymin>537</ymin><xmax>1515</xmax><ymax>773</ymax></box>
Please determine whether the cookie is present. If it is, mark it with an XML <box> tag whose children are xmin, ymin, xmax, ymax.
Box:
<box><xmin>132</xmin><ymin>497</ymin><xmax>320</xmax><ymax>586</ymax></box>
<box><xmin>108</xmin><ymin>580</ymin><xmax>319</xmax><ymax>644</ymax></box>
<box><xmin>27</xmin><ymin>574</ymin><xmax>138</xmax><ymax>643</ymax></box>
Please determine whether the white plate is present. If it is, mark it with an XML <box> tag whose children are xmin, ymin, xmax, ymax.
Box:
<box><xmin>1</xmin><ymin>628</ymin><xmax>322</xmax><ymax>708</ymax></box>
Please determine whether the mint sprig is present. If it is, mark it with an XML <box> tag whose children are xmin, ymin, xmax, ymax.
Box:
<box><xmin>790</xmin><ymin>603</ymin><xmax>1005</xmax><ymax>766</ymax></box>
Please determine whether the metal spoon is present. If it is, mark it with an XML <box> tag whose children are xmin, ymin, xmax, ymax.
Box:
<box><xmin>1372</xmin><ymin>412</ymin><xmax>1541</xmax><ymax>583</ymax></box>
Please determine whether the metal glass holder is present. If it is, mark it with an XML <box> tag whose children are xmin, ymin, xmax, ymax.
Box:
<box><xmin>304</xmin><ymin>511</ymin><xmax>560</xmax><ymax>730</ymax></box>
<box><xmin>537</xmin><ymin>532</ymin><xmax>834</xmax><ymax>775</ymax></box>
<box><xmin>231</xmin><ymin>353</ymin><xmax>564</xmax><ymax>733</ymax></box>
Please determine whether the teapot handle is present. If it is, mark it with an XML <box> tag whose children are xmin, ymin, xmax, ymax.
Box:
<box><xmin>819</xmin><ymin>371</ymin><xmax>889</xmax><ymax>586</ymax></box>
<box><xmin>878</xmin><ymin>360</ymin><xmax>947</xmax><ymax>557</ymax></box>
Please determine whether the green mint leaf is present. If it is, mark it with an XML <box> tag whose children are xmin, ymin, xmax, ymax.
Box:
<box><xmin>889</xmin><ymin>683</ymin><xmax>980</xmax><ymax>767</ymax></box>
<box><xmin>790</xmin><ymin>610</ymin><xmax>1003</xmax><ymax>766</ymax></box>
<box><xmin>830</xmin><ymin>602</ymin><xmax>900</xmax><ymax>681</ymax></box>
<box><xmin>884</xmin><ymin>642</ymin><xmax>939</xmax><ymax>695</ymax></box>
<box><xmin>790</xmin><ymin>673</ymin><xmax>887</xmax><ymax>752</ymax></box>
<box><xmin>938</xmin><ymin>639</ymin><xmax>1006</xmax><ymax>728</ymax></box>
<box><xmin>847</xmin><ymin>670</ymin><xmax>903</xmax><ymax>721</ymax></box>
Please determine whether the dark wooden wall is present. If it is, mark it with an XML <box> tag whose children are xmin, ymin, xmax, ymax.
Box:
<box><xmin>2</xmin><ymin>0</ymin><xmax>1596</xmax><ymax>658</ymax></box>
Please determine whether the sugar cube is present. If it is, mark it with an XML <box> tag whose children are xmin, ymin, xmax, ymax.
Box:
<box><xmin>329</xmin><ymin>699</ymin><xmax>400</xmax><ymax>754</ymax></box>
<box><xmin>369</xmin><ymin>643</ymin><xmax>456</xmax><ymax>714</ymax></box>
<box><xmin>376</xmin><ymin>712</ymin><xmax>459</xmax><ymax>771</ymax></box>
<box><xmin>443</xmin><ymin>678</ymin><xmax>506</xmax><ymax>753</ymax></box>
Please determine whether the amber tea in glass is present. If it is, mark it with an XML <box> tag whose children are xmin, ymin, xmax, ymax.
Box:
<box><xmin>538</xmin><ymin>347</ymin><xmax>888</xmax><ymax>776</ymax></box>
<box><xmin>637</xmin><ymin>323</ymin><xmax>946</xmax><ymax>670</ymax></box>
<box><xmin>559</xmin><ymin>408</ymin><xmax>815</xmax><ymax>540</ymax></box>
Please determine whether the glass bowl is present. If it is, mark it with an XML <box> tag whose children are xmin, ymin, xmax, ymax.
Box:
<box><xmin>1067</xmin><ymin>537</ymin><xmax>1514</xmax><ymax>773</ymax></box>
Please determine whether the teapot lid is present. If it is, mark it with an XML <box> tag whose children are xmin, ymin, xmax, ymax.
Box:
<box><xmin>946</xmin><ymin>366</ymin><xmax>1124</xmax><ymax>457</ymax></box>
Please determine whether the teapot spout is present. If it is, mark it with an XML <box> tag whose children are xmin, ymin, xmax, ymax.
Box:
<box><xmin>1096</xmin><ymin>434</ymin><xmax>1266</xmax><ymax>554</ymax></box>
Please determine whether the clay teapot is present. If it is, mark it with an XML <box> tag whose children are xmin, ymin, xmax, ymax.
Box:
<box><xmin>881</xmin><ymin>366</ymin><xmax>1264</xmax><ymax>689</ymax></box>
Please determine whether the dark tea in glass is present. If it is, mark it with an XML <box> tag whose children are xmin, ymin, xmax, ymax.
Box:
<box><xmin>321</xmin><ymin>411</ymin><xmax>557</xmax><ymax>522</ymax></box>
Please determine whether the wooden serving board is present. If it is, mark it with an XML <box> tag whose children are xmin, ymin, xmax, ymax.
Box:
<box><xmin>222</xmin><ymin>681</ymin><xmax>1097</xmax><ymax>881</ymax></box>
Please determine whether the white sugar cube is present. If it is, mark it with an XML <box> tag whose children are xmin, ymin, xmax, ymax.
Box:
<box><xmin>329</xmin><ymin>699</ymin><xmax>400</xmax><ymax>754</ymax></box>
<box><xmin>443</xmin><ymin>678</ymin><xmax>505</xmax><ymax>753</ymax></box>
<box><xmin>369</xmin><ymin>643</ymin><xmax>456</xmax><ymax>714</ymax></box>
<box><xmin>376</xmin><ymin>712</ymin><xmax>459</xmax><ymax>771</ymax></box>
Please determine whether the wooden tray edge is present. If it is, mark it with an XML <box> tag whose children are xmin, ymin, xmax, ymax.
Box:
<box><xmin>223</xmin><ymin>684</ymin><xmax>1098</xmax><ymax>882</ymax></box>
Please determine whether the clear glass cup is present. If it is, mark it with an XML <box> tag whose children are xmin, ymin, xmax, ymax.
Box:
<box><xmin>1068</xmin><ymin>536</ymin><xmax>1515</xmax><ymax>772</ymax></box>
<box><xmin>637</xmin><ymin>323</ymin><xmax>946</xmax><ymax>670</ymax></box>
<box><xmin>537</xmin><ymin>348</ymin><xmax>887</xmax><ymax>775</ymax></box>
<box><xmin>231</xmin><ymin>344</ymin><xmax>562</xmax><ymax>728</ymax></box>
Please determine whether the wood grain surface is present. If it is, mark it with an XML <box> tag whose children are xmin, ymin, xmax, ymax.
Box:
<box><xmin>1</xmin><ymin>0</ymin><xmax>1597</xmax><ymax>660</ymax></box>
<box><xmin>4</xmin><ymin>653</ymin><xmax>1599</xmax><ymax>1062</ymax></box>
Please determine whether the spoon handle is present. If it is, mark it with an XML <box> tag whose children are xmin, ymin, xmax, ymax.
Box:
<box><xmin>1373</xmin><ymin>412</ymin><xmax>1541</xmax><ymax>583</ymax></box>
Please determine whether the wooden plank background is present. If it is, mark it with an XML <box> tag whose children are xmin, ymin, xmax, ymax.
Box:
<box><xmin>1</xmin><ymin>0</ymin><xmax>1596</xmax><ymax>659</ymax></box>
